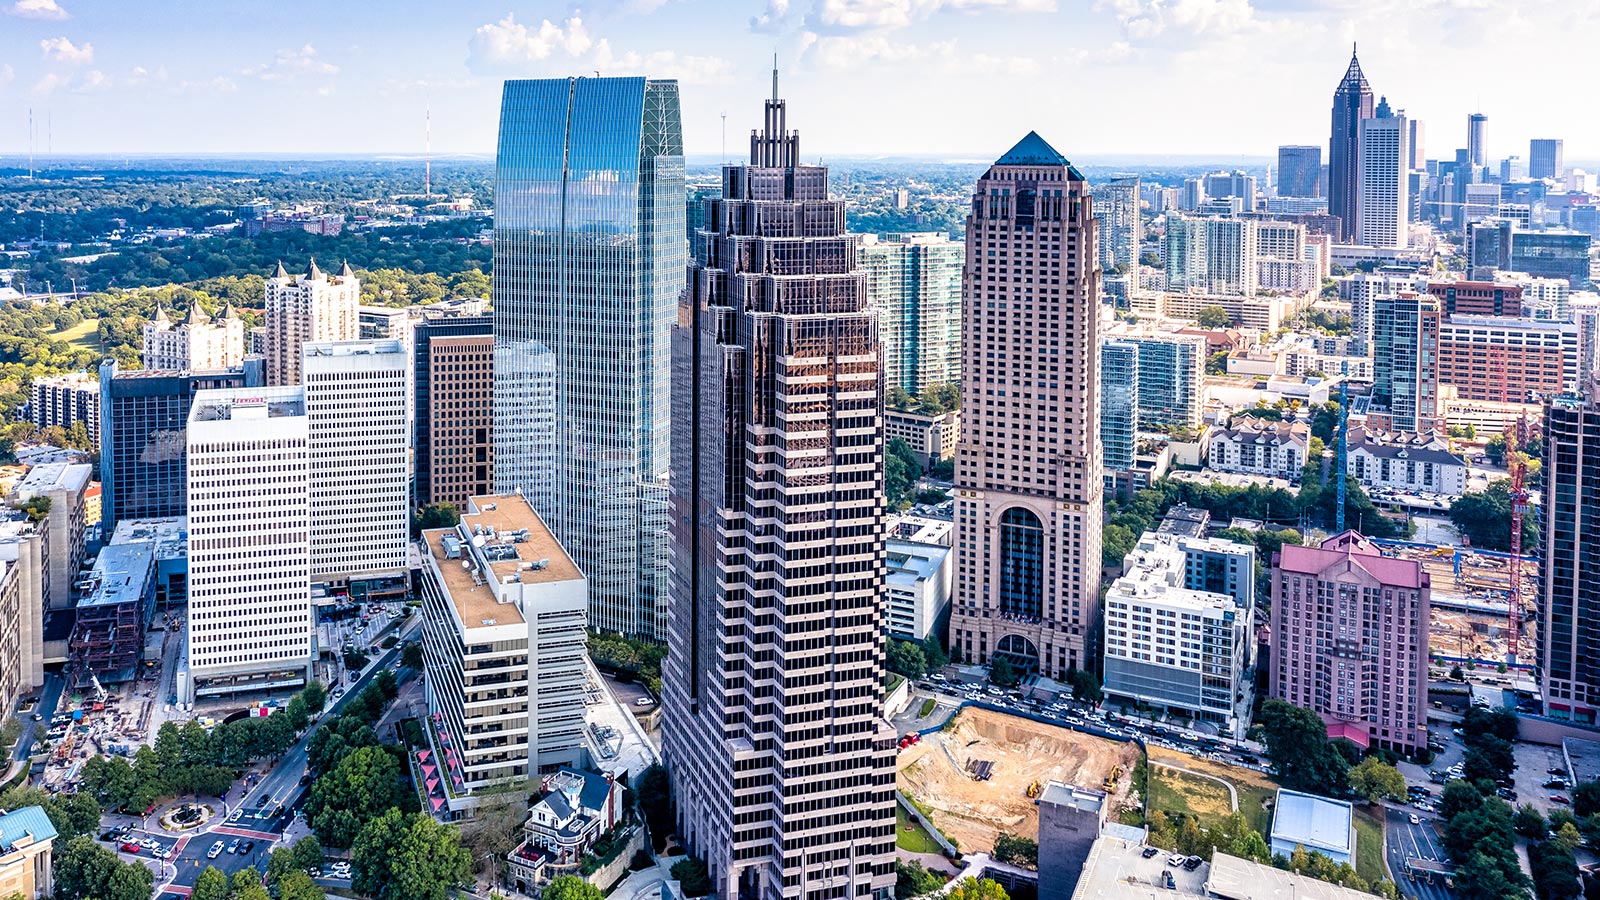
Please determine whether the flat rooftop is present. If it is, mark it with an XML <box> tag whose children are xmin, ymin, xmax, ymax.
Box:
<box><xmin>1270</xmin><ymin>789</ymin><xmax>1353</xmax><ymax>857</ymax></box>
<box><xmin>1070</xmin><ymin>834</ymin><xmax>1208</xmax><ymax>899</ymax></box>
<box><xmin>79</xmin><ymin>541</ymin><xmax>154</xmax><ymax>609</ymax></box>
<box><xmin>1039</xmin><ymin>781</ymin><xmax>1104</xmax><ymax>813</ymax></box>
<box><xmin>1207</xmin><ymin>852</ymin><xmax>1379</xmax><ymax>900</ymax></box>
<box><xmin>191</xmin><ymin>385</ymin><xmax>305</xmax><ymax>423</ymax></box>
<box><xmin>110</xmin><ymin>516</ymin><xmax>188</xmax><ymax>560</ymax></box>
<box><xmin>12</xmin><ymin>461</ymin><xmax>92</xmax><ymax>497</ymax></box>
<box><xmin>423</xmin><ymin>493</ymin><xmax>581</xmax><ymax>630</ymax></box>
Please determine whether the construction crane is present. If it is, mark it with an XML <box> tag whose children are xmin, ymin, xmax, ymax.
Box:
<box><xmin>1336</xmin><ymin>379</ymin><xmax>1349</xmax><ymax>533</ymax></box>
<box><xmin>1504</xmin><ymin>415</ymin><xmax>1531</xmax><ymax>666</ymax></box>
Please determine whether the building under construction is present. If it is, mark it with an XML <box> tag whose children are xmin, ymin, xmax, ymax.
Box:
<box><xmin>70</xmin><ymin>541</ymin><xmax>156</xmax><ymax>686</ymax></box>
<box><xmin>1370</xmin><ymin>539</ymin><xmax>1539</xmax><ymax>664</ymax></box>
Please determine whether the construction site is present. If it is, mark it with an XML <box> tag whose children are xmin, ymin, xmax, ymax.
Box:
<box><xmin>1368</xmin><ymin>540</ymin><xmax>1539</xmax><ymax>664</ymax></box>
<box><xmin>896</xmin><ymin>706</ymin><xmax>1141</xmax><ymax>853</ymax></box>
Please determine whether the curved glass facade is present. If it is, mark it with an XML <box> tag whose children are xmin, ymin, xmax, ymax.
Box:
<box><xmin>998</xmin><ymin>506</ymin><xmax>1044</xmax><ymax>620</ymax></box>
<box><xmin>493</xmin><ymin>77</ymin><xmax>684</xmax><ymax>638</ymax></box>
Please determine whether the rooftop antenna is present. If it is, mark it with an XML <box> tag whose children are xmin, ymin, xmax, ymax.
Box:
<box><xmin>27</xmin><ymin>108</ymin><xmax>34</xmax><ymax>179</ymax></box>
<box><xmin>720</xmin><ymin>111</ymin><xmax>727</xmax><ymax>164</ymax></box>
<box><xmin>424</xmin><ymin>104</ymin><xmax>432</xmax><ymax>198</ymax></box>
<box><xmin>772</xmin><ymin>52</ymin><xmax>779</xmax><ymax>102</ymax></box>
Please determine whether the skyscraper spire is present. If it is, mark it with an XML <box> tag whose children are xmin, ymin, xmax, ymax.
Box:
<box><xmin>771</xmin><ymin>53</ymin><xmax>778</xmax><ymax>102</ymax></box>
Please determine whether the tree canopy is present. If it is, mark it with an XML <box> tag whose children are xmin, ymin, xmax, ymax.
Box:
<box><xmin>1259</xmin><ymin>700</ymin><xmax>1349</xmax><ymax>794</ymax></box>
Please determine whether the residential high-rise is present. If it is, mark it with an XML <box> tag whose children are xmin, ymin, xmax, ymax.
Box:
<box><xmin>949</xmin><ymin>131</ymin><xmax>1103</xmax><ymax>679</ymax></box>
<box><xmin>1269</xmin><ymin>531</ymin><xmax>1429</xmax><ymax>754</ymax></box>
<box><xmin>1357</xmin><ymin>102</ymin><xmax>1410</xmax><ymax>249</ymax></box>
<box><xmin>27</xmin><ymin>373</ymin><xmax>98</xmax><ymax>438</ymax></box>
<box><xmin>859</xmin><ymin>232</ymin><xmax>963</xmax><ymax>394</ymax></box>
<box><xmin>413</xmin><ymin>313</ymin><xmax>494</xmax><ymax>508</ymax></box>
<box><xmin>417</xmin><ymin>494</ymin><xmax>587</xmax><ymax>815</ymax></box>
<box><xmin>1371</xmin><ymin>293</ymin><xmax>1442</xmax><ymax>434</ymax></box>
<box><xmin>183</xmin><ymin>386</ymin><xmax>313</xmax><ymax>704</ymax></box>
<box><xmin>264</xmin><ymin>260</ymin><xmax>360</xmax><ymax>386</ymax></box>
<box><xmin>1329</xmin><ymin>47</ymin><xmax>1375</xmax><ymax>242</ymax></box>
<box><xmin>1542</xmin><ymin>387</ymin><xmax>1600</xmax><ymax>721</ymax></box>
<box><xmin>98</xmin><ymin>360</ymin><xmax>263</xmax><ymax>535</ymax></box>
<box><xmin>142</xmin><ymin>304</ymin><xmax>245</xmax><ymax>372</ymax></box>
<box><xmin>1438</xmin><ymin>315</ymin><xmax>1579</xmax><ymax>403</ymax></box>
<box><xmin>1531</xmin><ymin>139</ymin><xmax>1565</xmax><ymax>181</ymax></box>
<box><xmin>303</xmin><ymin>340</ymin><xmax>409</xmax><ymax>597</ymax></box>
<box><xmin>1092</xmin><ymin>176</ymin><xmax>1142</xmax><ymax>273</ymax></box>
<box><xmin>0</xmin><ymin>518</ymin><xmax>44</xmax><ymax>726</ymax></box>
<box><xmin>492</xmin><ymin>76</ymin><xmax>683</xmax><ymax>640</ymax></box>
<box><xmin>1467</xmin><ymin>112</ymin><xmax>1488</xmax><ymax>168</ymax></box>
<box><xmin>9</xmin><ymin>463</ymin><xmax>89</xmax><ymax>612</ymax></box>
<box><xmin>663</xmin><ymin>71</ymin><xmax>896</xmax><ymax>900</ymax></box>
<box><xmin>1164</xmin><ymin>216</ymin><xmax>1259</xmax><ymax>296</ymax></box>
<box><xmin>1277</xmin><ymin>146</ymin><xmax>1322</xmax><ymax>198</ymax></box>
<box><xmin>1124</xmin><ymin>334</ymin><xmax>1206</xmax><ymax>431</ymax></box>
<box><xmin>1100</xmin><ymin>340</ymin><xmax>1139</xmax><ymax>473</ymax></box>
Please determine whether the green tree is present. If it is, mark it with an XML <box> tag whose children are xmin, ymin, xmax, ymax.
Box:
<box><xmin>1450</xmin><ymin>481</ymin><xmax>1538</xmax><ymax>552</ymax></box>
<box><xmin>895</xmin><ymin>859</ymin><xmax>945</xmax><ymax>899</ymax></box>
<box><xmin>920</xmin><ymin>636</ymin><xmax>948</xmax><ymax>672</ymax></box>
<box><xmin>885</xmin><ymin>438</ymin><xmax>923</xmax><ymax>508</ymax></box>
<box><xmin>1101</xmin><ymin>522</ymin><xmax>1136</xmax><ymax>567</ymax></box>
<box><xmin>1206</xmin><ymin>350</ymin><xmax>1230</xmax><ymax>375</ymax></box>
<box><xmin>276</xmin><ymin>871</ymin><xmax>325</xmax><ymax>900</ymax></box>
<box><xmin>887</xmin><ymin>640</ymin><xmax>927</xmax><ymax>679</ymax></box>
<box><xmin>1259</xmin><ymin>700</ymin><xmax>1349</xmax><ymax>794</ymax></box>
<box><xmin>944</xmin><ymin>877</ymin><xmax>1009</xmax><ymax>900</ymax></box>
<box><xmin>1529</xmin><ymin>839</ymin><xmax>1580</xmax><ymax>900</ymax></box>
<box><xmin>53</xmin><ymin>835</ymin><xmax>155</xmax><ymax>900</ymax></box>
<box><xmin>992</xmin><ymin>832</ymin><xmax>1038</xmax><ymax>868</ymax></box>
<box><xmin>352</xmin><ymin>809</ymin><xmax>471</xmax><ymax>900</ymax></box>
<box><xmin>414</xmin><ymin>503</ymin><xmax>460</xmax><ymax>533</ymax></box>
<box><xmin>636</xmin><ymin>763</ymin><xmax>673</xmax><ymax>850</ymax></box>
<box><xmin>887</xmin><ymin>386</ymin><xmax>914</xmax><ymax>411</ymax></box>
<box><xmin>401</xmin><ymin>642</ymin><xmax>423</xmax><ymax>670</ymax></box>
<box><xmin>542</xmin><ymin>876</ymin><xmax>604</xmax><ymax>900</ymax></box>
<box><xmin>1571</xmin><ymin>779</ymin><xmax>1600</xmax><ymax>817</ymax></box>
<box><xmin>1514</xmin><ymin>803</ymin><xmax>1548</xmax><ymax>839</ymax></box>
<box><xmin>290</xmin><ymin>835</ymin><xmax>325</xmax><ymax>873</ymax></box>
<box><xmin>192</xmin><ymin>867</ymin><xmax>229</xmax><ymax>900</ymax></box>
<box><xmin>1197</xmin><ymin>306</ymin><xmax>1232</xmax><ymax>329</ymax></box>
<box><xmin>988</xmin><ymin>655</ymin><xmax>1018</xmax><ymax>688</ymax></box>
<box><xmin>306</xmin><ymin>745</ymin><xmax>403</xmax><ymax>848</ymax></box>
<box><xmin>671</xmin><ymin>856</ymin><xmax>713</xmax><ymax>897</ymax></box>
<box><xmin>1348</xmin><ymin>757</ymin><xmax>1407</xmax><ymax>804</ymax></box>
<box><xmin>1556</xmin><ymin>821</ymin><xmax>1583</xmax><ymax>852</ymax></box>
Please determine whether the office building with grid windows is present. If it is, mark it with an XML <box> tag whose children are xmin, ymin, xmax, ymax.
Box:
<box><xmin>492</xmin><ymin>76</ymin><xmax>683</xmax><ymax>640</ymax></box>
<box><xmin>859</xmin><ymin>232</ymin><xmax>962</xmax><ymax>394</ymax></box>
<box><xmin>414</xmin><ymin>314</ymin><xmax>494</xmax><ymax>508</ymax></box>
<box><xmin>1541</xmin><ymin>388</ymin><xmax>1600</xmax><ymax>721</ymax></box>
<box><xmin>264</xmin><ymin>260</ymin><xmax>360</xmax><ymax>387</ymax></box>
<box><xmin>948</xmin><ymin>131</ymin><xmax>1104</xmax><ymax>679</ymax></box>
<box><xmin>182</xmin><ymin>386</ymin><xmax>313</xmax><ymax>704</ymax></box>
<box><xmin>663</xmin><ymin>72</ymin><xmax>896</xmax><ymax>900</ymax></box>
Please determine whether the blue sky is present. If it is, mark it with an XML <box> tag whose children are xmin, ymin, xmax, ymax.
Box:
<box><xmin>0</xmin><ymin>0</ymin><xmax>1591</xmax><ymax>162</ymax></box>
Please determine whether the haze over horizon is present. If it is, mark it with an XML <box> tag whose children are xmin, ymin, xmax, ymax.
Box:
<box><xmin>0</xmin><ymin>0</ymin><xmax>1592</xmax><ymax>163</ymax></box>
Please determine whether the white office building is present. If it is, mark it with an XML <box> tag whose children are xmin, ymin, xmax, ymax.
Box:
<box><xmin>264</xmin><ymin>260</ymin><xmax>360</xmax><ymax>386</ymax></box>
<box><xmin>417</xmin><ymin>494</ymin><xmax>588</xmax><ymax>816</ymax></box>
<box><xmin>182</xmin><ymin>386</ymin><xmax>313</xmax><ymax>704</ymax></box>
<box><xmin>885</xmin><ymin>536</ymin><xmax>952</xmax><ymax>644</ymax></box>
<box><xmin>303</xmin><ymin>340</ymin><xmax>410</xmax><ymax>590</ymax></box>
<box><xmin>1102</xmin><ymin>532</ymin><xmax>1255</xmax><ymax>739</ymax></box>
<box><xmin>1357</xmin><ymin>107</ymin><xmax>1411</xmax><ymax>249</ymax></box>
<box><xmin>1165</xmin><ymin>217</ymin><xmax>1259</xmax><ymax>297</ymax></box>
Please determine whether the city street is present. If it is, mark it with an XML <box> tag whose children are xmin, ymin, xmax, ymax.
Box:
<box><xmin>12</xmin><ymin>672</ymin><xmax>63</xmax><ymax>761</ymax></box>
<box><xmin>1385</xmin><ymin>806</ymin><xmax>1455</xmax><ymax>900</ymax></box>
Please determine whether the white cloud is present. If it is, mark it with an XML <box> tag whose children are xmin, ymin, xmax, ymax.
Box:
<box><xmin>811</xmin><ymin>0</ymin><xmax>1055</xmax><ymax>31</ymax></box>
<box><xmin>39</xmin><ymin>36</ymin><xmax>92</xmax><ymax>64</ymax></box>
<box><xmin>800</xmin><ymin>30</ymin><xmax>957</xmax><ymax>68</ymax></box>
<box><xmin>970</xmin><ymin>52</ymin><xmax>1040</xmax><ymax>75</ymax></box>
<box><xmin>466</xmin><ymin>13</ymin><xmax>733</xmax><ymax>83</ymax></box>
<box><xmin>72</xmin><ymin>69</ymin><xmax>110</xmax><ymax>92</ymax></box>
<box><xmin>9</xmin><ymin>0</ymin><xmax>68</xmax><ymax>19</ymax></box>
<box><xmin>31</xmin><ymin>72</ymin><xmax>62</xmax><ymax>94</ymax></box>
<box><xmin>750</xmin><ymin>0</ymin><xmax>792</xmax><ymax>30</ymax></box>
<box><xmin>1097</xmin><ymin>0</ymin><xmax>1257</xmax><ymax>38</ymax></box>
<box><xmin>244</xmin><ymin>44</ymin><xmax>339</xmax><ymax>80</ymax></box>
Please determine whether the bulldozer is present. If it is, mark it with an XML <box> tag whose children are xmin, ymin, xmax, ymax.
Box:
<box><xmin>1026</xmin><ymin>780</ymin><xmax>1042</xmax><ymax>799</ymax></box>
<box><xmin>1102</xmin><ymin>763</ymin><xmax>1124</xmax><ymax>793</ymax></box>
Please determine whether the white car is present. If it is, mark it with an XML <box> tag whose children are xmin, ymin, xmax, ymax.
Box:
<box><xmin>1409</xmin><ymin>814</ymin><xmax>1420</xmax><ymax>825</ymax></box>
<box><xmin>207</xmin><ymin>842</ymin><xmax>224</xmax><ymax>859</ymax></box>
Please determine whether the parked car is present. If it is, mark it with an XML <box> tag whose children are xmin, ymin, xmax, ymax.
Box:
<box><xmin>240</xmin><ymin>841</ymin><xmax>254</xmax><ymax>854</ymax></box>
<box><xmin>1553</xmin><ymin>795</ymin><xmax>1571</xmax><ymax>804</ymax></box>
<box><xmin>208</xmin><ymin>842</ymin><xmax>224</xmax><ymax>859</ymax></box>
<box><xmin>1141</xmin><ymin>847</ymin><xmax>1160</xmax><ymax>859</ymax></box>
<box><xmin>120</xmin><ymin>842</ymin><xmax>141</xmax><ymax>854</ymax></box>
<box><xmin>228</xmin><ymin>839</ymin><xmax>241</xmax><ymax>854</ymax></box>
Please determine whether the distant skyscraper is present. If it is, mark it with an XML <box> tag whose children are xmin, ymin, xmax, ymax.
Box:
<box><xmin>860</xmin><ymin>232</ymin><xmax>963</xmax><ymax>394</ymax></box>
<box><xmin>1467</xmin><ymin>112</ymin><xmax>1488</xmax><ymax>168</ymax></box>
<box><xmin>1329</xmin><ymin>47</ymin><xmax>1375</xmax><ymax>242</ymax></box>
<box><xmin>1408</xmin><ymin>119</ymin><xmax>1426</xmax><ymax>171</ymax></box>
<box><xmin>1164</xmin><ymin>216</ymin><xmax>1259</xmax><ymax>296</ymax></box>
<box><xmin>1371</xmin><ymin>293</ymin><xmax>1441</xmax><ymax>434</ymax></box>
<box><xmin>1541</xmin><ymin>387</ymin><xmax>1600</xmax><ymax>720</ymax></box>
<box><xmin>1531</xmin><ymin>139</ymin><xmax>1566</xmax><ymax>181</ymax></box>
<box><xmin>264</xmin><ymin>260</ymin><xmax>360</xmax><ymax>386</ymax></box>
<box><xmin>143</xmin><ymin>304</ymin><xmax>245</xmax><ymax>372</ymax></box>
<box><xmin>949</xmin><ymin>131</ymin><xmax>1103</xmax><ymax>678</ymax></box>
<box><xmin>492</xmin><ymin>76</ymin><xmax>684</xmax><ymax>639</ymax></box>
<box><xmin>303</xmin><ymin>339</ymin><xmax>409</xmax><ymax>593</ymax></box>
<box><xmin>1277</xmin><ymin>146</ymin><xmax>1322</xmax><ymax>198</ymax></box>
<box><xmin>1101</xmin><ymin>340</ymin><xmax>1138</xmax><ymax>473</ymax></box>
<box><xmin>1203</xmin><ymin>171</ymin><xmax>1257</xmax><ymax>210</ymax></box>
<box><xmin>1357</xmin><ymin>102</ymin><xmax>1410</xmax><ymax>249</ymax></box>
<box><xmin>413</xmin><ymin>313</ymin><xmax>494</xmax><ymax>508</ymax></box>
<box><xmin>1092</xmin><ymin>176</ymin><xmax>1141</xmax><ymax>273</ymax></box>
<box><xmin>663</xmin><ymin>70</ymin><xmax>895</xmax><ymax>900</ymax></box>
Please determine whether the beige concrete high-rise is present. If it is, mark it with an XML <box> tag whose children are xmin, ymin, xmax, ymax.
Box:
<box><xmin>264</xmin><ymin>260</ymin><xmax>359</xmax><ymax>386</ymax></box>
<box><xmin>949</xmin><ymin>132</ymin><xmax>1103</xmax><ymax>679</ymax></box>
<box><xmin>142</xmin><ymin>303</ymin><xmax>245</xmax><ymax>372</ymax></box>
<box><xmin>663</xmin><ymin>67</ymin><xmax>896</xmax><ymax>900</ymax></box>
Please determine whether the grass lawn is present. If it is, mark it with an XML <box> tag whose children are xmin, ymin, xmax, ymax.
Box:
<box><xmin>50</xmin><ymin>318</ymin><xmax>100</xmax><ymax>351</ymax></box>
<box><xmin>1352</xmin><ymin>806</ymin><xmax>1386</xmax><ymax>886</ymax></box>
<box><xmin>918</xmin><ymin>698</ymin><xmax>937</xmax><ymax>718</ymax></box>
<box><xmin>896</xmin><ymin>804</ymin><xmax>942</xmax><ymax>853</ymax></box>
<box><xmin>1146</xmin><ymin>749</ymin><xmax>1280</xmax><ymax>836</ymax></box>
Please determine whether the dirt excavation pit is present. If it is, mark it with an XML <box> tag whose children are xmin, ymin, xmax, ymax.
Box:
<box><xmin>896</xmin><ymin>706</ymin><xmax>1142</xmax><ymax>854</ymax></box>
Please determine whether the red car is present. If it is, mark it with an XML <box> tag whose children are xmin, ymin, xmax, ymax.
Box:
<box><xmin>1552</xmin><ymin>795</ymin><xmax>1571</xmax><ymax>804</ymax></box>
<box><xmin>120</xmin><ymin>842</ymin><xmax>141</xmax><ymax>854</ymax></box>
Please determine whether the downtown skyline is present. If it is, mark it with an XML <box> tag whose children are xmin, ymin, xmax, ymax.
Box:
<box><xmin>0</xmin><ymin>0</ymin><xmax>1595</xmax><ymax>161</ymax></box>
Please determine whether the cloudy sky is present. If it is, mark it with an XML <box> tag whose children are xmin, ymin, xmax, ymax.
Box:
<box><xmin>0</xmin><ymin>0</ymin><xmax>1590</xmax><ymax>162</ymax></box>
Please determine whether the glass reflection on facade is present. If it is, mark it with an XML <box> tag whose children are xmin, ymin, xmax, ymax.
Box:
<box><xmin>492</xmin><ymin>77</ymin><xmax>684</xmax><ymax>639</ymax></box>
<box><xmin>998</xmin><ymin>506</ymin><xmax>1044</xmax><ymax>620</ymax></box>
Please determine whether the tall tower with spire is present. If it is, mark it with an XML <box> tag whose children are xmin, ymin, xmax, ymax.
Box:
<box><xmin>263</xmin><ymin>259</ymin><xmax>360</xmax><ymax>385</ymax></box>
<box><xmin>663</xmin><ymin>63</ymin><xmax>897</xmax><ymax>900</ymax></box>
<box><xmin>1329</xmin><ymin>45</ymin><xmax>1375</xmax><ymax>242</ymax></box>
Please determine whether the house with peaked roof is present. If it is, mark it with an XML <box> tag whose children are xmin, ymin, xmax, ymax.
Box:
<box><xmin>0</xmin><ymin>806</ymin><xmax>57</xmax><ymax>899</ymax></box>
<box><xmin>506</xmin><ymin>768</ymin><xmax>624</xmax><ymax>892</ymax></box>
<box><xmin>1346</xmin><ymin>428</ymin><xmax>1469</xmax><ymax>496</ymax></box>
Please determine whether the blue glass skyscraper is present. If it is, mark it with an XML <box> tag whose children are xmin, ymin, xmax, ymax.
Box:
<box><xmin>492</xmin><ymin>77</ymin><xmax>684</xmax><ymax>639</ymax></box>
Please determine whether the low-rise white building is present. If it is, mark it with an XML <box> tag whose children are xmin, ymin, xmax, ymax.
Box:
<box><xmin>1102</xmin><ymin>532</ymin><xmax>1255</xmax><ymax>739</ymax></box>
<box><xmin>506</xmin><ymin>767</ymin><xmax>624</xmax><ymax>892</ymax></box>
<box><xmin>1206</xmin><ymin>417</ymin><xmax>1309</xmax><ymax>482</ymax></box>
<box><xmin>1347</xmin><ymin>430</ymin><xmax>1469</xmax><ymax>496</ymax></box>
<box><xmin>1269</xmin><ymin>789</ymin><xmax>1355</xmax><ymax>866</ymax></box>
<box><xmin>884</xmin><ymin>407</ymin><xmax>958</xmax><ymax>467</ymax></box>
<box><xmin>417</xmin><ymin>493</ymin><xmax>588</xmax><ymax>817</ymax></box>
<box><xmin>885</xmin><ymin>541</ymin><xmax>951</xmax><ymax>644</ymax></box>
